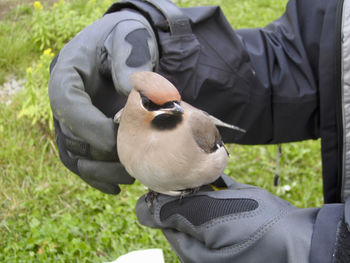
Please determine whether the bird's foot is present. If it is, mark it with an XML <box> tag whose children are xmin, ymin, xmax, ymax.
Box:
<box><xmin>179</xmin><ymin>187</ymin><xmax>201</xmax><ymax>203</ymax></box>
<box><xmin>145</xmin><ymin>190</ymin><xmax>159</xmax><ymax>211</ymax></box>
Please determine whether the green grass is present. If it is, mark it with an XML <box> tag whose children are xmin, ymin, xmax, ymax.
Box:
<box><xmin>0</xmin><ymin>101</ymin><xmax>176</xmax><ymax>262</ymax></box>
<box><xmin>0</xmin><ymin>0</ymin><xmax>324</xmax><ymax>262</ymax></box>
<box><xmin>0</xmin><ymin>3</ymin><xmax>37</xmax><ymax>84</ymax></box>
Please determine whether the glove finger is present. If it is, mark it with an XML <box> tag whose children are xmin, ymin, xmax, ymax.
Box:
<box><xmin>78</xmin><ymin>158</ymin><xmax>135</xmax><ymax>185</ymax></box>
<box><xmin>59</xmin><ymin>121</ymin><xmax>118</xmax><ymax>161</ymax></box>
<box><xmin>162</xmin><ymin>228</ymin><xmax>234</xmax><ymax>263</ymax></box>
<box><xmin>49</xmin><ymin>23</ymin><xmax>119</xmax><ymax>158</ymax></box>
<box><xmin>81</xmin><ymin>180</ymin><xmax>121</xmax><ymax>195</ymax></box>
<box><xmin>109</xmin><ymin>11</ymin><xmax>159</xmax><ymax>96</ymax></box>
<box><xmin>135</xmin><ymin>194</ymin><xmax>164</xmax><ymax>229</ymax></box>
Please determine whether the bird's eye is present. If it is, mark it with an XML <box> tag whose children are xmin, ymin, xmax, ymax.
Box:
<box><xmin>140</xmin><ymin>93</ymin><xmax>160</xmax><ymax>111</ymax></box>
<box><xmin>139</xmin><ymin>92</ymin><xmax>178</xmax><ymax>111</ymax></box>
<box><xmin>161</xmin><ymin>101</ymin><xmax>175</xmax><ymax>109</ymax></box>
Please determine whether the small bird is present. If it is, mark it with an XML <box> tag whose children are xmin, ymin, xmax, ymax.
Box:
<box><xmin>114</xmin><ymin>71</ymin><xmax>245</xmax><ymax>197</ymax></box>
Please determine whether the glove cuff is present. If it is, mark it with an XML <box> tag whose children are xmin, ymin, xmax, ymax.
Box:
<box><xmin>333</xmin><ymin>196</ymin><xmax>350</xmax><ymax>262</ymax></box>
<box><xmin>53</xmin><ymin>118</ymin><xmax>81</xmax><ymax>176</ymax></box>
<box><xmin>333</xmin><ymin>218</ymin><xmax>350</xmax><ymax>262</ymax></box>
<box><xmin>309</xmin><ymin>203</ymin><xmax>344</xmax><ymax>263</ymax></box>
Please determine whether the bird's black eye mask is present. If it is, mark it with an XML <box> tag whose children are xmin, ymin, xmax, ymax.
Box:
<box><xmin>139</xmin><ymin>92</ymin><xmax>177</xmax><ymax>111</ymax></box>
<box><xmin>139</xmin><ymin>92</ymin><xmax>183</xmax><ymax>130</ymax></box>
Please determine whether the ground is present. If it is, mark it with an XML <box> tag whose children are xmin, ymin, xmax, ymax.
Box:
<box><xmin>0</xmin><ymin>0</ymin><xmax>55</xmax><ymax>102</ymax></box>
<box><xmin>0</xmin><ymin>76</ymin><xmax>24</xmax><ymax>104</ymax></box>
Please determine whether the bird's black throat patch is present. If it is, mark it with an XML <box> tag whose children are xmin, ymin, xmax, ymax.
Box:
<box><xmin>151</xmin><ymin>114</ymin><xmax>183</xmax><ymax>130</ymax></box>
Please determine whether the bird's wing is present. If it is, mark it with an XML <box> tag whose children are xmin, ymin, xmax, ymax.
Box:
<box><xmin>113</xmin><ymin>108</ymin><xmax>124</xmax><ymax>123</ymax></box>
<box><xmin>187</xmin><ymin>109</ymin><xmax>224</xmax><ymax>153</ymax></box>
<box><xmin>205</xmin><ymin>113</ymin><xmax>246</xmax><ymax>133</ymax></box>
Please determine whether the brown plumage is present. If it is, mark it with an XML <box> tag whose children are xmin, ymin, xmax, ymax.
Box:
<box><xmin>114</xmin><ymin>71</ymin><xmax>245</xmax><ymax>196</ymax></box>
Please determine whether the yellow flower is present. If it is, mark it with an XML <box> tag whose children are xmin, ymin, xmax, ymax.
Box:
<box><xmin>33</xmin><ymin>1</ymin><xmax>43</xmax><ymax>10</ymax></box>
<box><xmin>43</xmin><ymin>48</ymin><xmax>55</xmax><ymax>58</ymax></box>
<box><xmin>53</xmin><ymin>3</ymin><xmax>58</xmax><ymax>8</ymax></box>
<box><xmin>43</xmin><ymin>48</ymin><xmax>52</xmax><ymax>56</ymax></box>
<box><xmin>26</xmin><ymin>67</ymin><xmax>33</xmax><ymax>74</ymax></box>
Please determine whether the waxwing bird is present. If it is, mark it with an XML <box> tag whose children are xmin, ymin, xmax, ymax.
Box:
<box><xmin>114</xmin><ymin>71</ymin><xmax>245</xmax><ymax>196</ymax></box>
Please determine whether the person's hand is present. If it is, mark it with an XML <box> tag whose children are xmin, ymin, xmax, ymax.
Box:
<box><xmin>49</xmin><ymin>9</ymin><xmax>158</xmax><ymax>194</ymax></box>
<box><xmin>136</xmin><ymin>174</ymin><xmax>320</xmax><ymax>263</ymax></box>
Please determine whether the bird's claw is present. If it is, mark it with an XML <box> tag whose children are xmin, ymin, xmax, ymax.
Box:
<box><xmin>145</xmin><ymin>190</ymin><xmax>159</xmax><ymax>211</ymax></box>
<box><xmin>179</xmin><ymin>187</ymin><xmax>201</xmax><ymax>204</ymax></box>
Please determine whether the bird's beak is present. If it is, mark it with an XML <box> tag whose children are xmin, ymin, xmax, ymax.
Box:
<box><xmin>154</xmin><ymin>102</ymin><xmax>184</xmax><ymax>116</ymax></box>
<box><xmin>168</xmin><ymin>102</ymin><xmax>184</xmax><ymax>115</ymax></box>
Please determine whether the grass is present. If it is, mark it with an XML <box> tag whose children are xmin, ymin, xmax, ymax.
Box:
<box><xmin>0</xmin><ymin>101</ymin><xmax>175</xmax><ymax>262</ymax></box>
<box><xmin>0</xmin><ymin>3</ymin><xmax>37</xmax><ymax>84</ymax></box>
<box><xmin>0</xmin><ymin>0</ymin><xmax>323</xmax><ymax>262</ymax></box>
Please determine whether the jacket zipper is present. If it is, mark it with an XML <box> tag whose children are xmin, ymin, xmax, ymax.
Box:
<box><xmin>336</xmin><ymin>0</ymin><xmax>345</xmax><ymax>202</ymax></box>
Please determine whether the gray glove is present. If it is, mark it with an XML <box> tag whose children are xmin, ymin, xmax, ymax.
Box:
<box><xmin>136</xmin><ymin>174</ymin><xmax>320</xmax><ymax>263</ymax></box>
<box><xmin>49</xmin><ymin>9</ymin><xmax>158</xmax><ymax>194</ymax></box>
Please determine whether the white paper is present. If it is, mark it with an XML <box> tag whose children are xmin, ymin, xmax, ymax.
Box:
<box><xmin>106</xmin><ymin>249</ymin><xmax>165</xmax><ymax>263</ymax></box>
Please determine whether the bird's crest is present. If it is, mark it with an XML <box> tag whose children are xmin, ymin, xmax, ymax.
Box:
<box><xmin>131</xmin><ymin>71</ymin><xmax>181</xmax><ymax>105</ymax></box>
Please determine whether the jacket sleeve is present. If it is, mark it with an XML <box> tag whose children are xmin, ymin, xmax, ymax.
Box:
<box><xmin>220</xmin><ymin>0</ymin><xmax>342</xmax><ymax>203</ymax></box>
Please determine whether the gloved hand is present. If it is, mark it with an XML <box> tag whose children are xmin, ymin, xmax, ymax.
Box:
<box><xmin>49</xmin><ymin>9</ymin><xmax>158</xmax><ymax>194</ymax></box>
<box><xmin>136</xmin><ymin>174</ymin><xmax>320</xmax><ymax>263</ymax></box>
